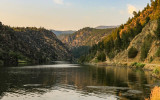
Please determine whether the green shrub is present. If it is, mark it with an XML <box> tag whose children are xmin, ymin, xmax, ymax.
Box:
<box><xmin>78</xmin><ymin>55</ymin><xmax>86</xmax><ymax>63</ymax></box>
<box><xmin>128</xmin><ymin>47</ymin><xmax>138</xmax><ymax>58</ymax></box>
<box><xmin>149</xmin><ymin>56</ymin><xmax>153</xmax><ymax>63</ymax></box>
<box><xmin>94</xmin><ymin>58</ymin><xmax>99</xmax><ymax>63</ymax></box>
<box><xmin>155</xmin><ymin>17</ymin><xmax>160</xmax><ymax>39</ymax></box>
<box><xmin>136</xmin><ymin>63</ymin><xmax>145</xmax><ymax>68</ymax></box>
<box><xmin>97</xmin><ymin>52</ymin><xmax>106</xmax><ymax>62</ymax></box>
<box><xmin>141</xmin><ymin>34</ymin><xmax>153</xmax><ymax>61</ymax></box>
<box><xmin>131</xmin><ymin>62</ymin><xmax>145</xmax><ymax>69</ymax></box>
<box><xmin>153</xmin><ymin>67</ymin><xmax>160</xmax><ymax>75</ymax></box>
<box><xmin>78</xmin><ymin>52</ymin><xmax>96</xmax><ymax>63</ymax></box>
<box><xmin>131</xmin><ymin>62</ymin><xmax>138</xmax><ymax>66</ymax></box>
<box><xmin>108</xmin><ymin>52</ymin><xmax>115</xmax><ymax>59</ymax></box>
<box><xmin>156</xmin><ymin>47</ymin><xmax>160</xmax><ymax>57</ymax></box>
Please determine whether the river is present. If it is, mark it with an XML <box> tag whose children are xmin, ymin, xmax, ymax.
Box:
<box><xmin>0</xmin><ymin>61</ymin><xmax>159</xmax><ymax>100</ymax></box>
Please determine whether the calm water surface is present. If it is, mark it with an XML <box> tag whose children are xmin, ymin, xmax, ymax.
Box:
<box><xmin>0</xmin><ymin>61</ymin><xmax>159</xmax><ymax>100</ymax></box>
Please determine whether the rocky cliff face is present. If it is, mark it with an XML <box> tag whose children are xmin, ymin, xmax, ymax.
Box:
<box><xmin>0</xmin><ymin>23</ymin><xmax>72</xmax><ymax>65</ymax></box>
<box><xmin>113</xmin><ymin>20</ymin><xmax>160</xmax><ymax>64</ymax></box>
<box><xmin>59</xmin><ymin>27</ymin><xmax>114</xmax><ymax>48</ymax></box>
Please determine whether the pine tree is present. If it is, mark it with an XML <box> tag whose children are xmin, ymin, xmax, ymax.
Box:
<box><xmin>105</xmin><ymin>37</ymin><xmax>114</xmax><ymax>54</ymax></box>
<box><xmin>0</xmin><ymin>22</ymin><xmax>2</xmax><ymax>30</ymax></box>
<box><xmin>147</xmin><ymin>3</ymin><xmax>150</xmax><ymax>9</ymax></box>
<box><xmin>155</xmin><ymin>17</ymin><xmax>160</xmax><ymax>39</ymax></box>
<box><xmin>151</xmin><ymin>0</ymin><xmax>158</xmax><ymax>9</ymax></box>
<box><xmin>145</xmin><ymin>16</ymin><xmax>150</xmax><ymax>25</ymax></box>
<box><xmin>135</xmin><ymin>20</ymin><xmax>143</xmax><ymax>35</ymax></box>
<box><xmin>133</xmin><ymin>11</ymin><xmax>138</xmax><ymax>17</ymax></box>
<box><xmin>121</xmin><ymin>33</ymin><xmax>130</xmax><ymax>49</ymax></box>
<box><xmin>115</xmin><ymin>30</ymin><xmax>122</xmax><ymax>51</ymax></box>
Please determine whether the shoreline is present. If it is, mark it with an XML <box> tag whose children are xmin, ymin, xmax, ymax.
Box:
<box><xmin>85</xmin><ymin>61</ymin><xmax>160</xmax><ymax>79</ymax></box>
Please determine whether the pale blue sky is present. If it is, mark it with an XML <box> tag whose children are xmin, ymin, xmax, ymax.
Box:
<box><xmin>0</xmin><ymin>0</ymin><xmax>150</xmax><ymax>30</ymax></box>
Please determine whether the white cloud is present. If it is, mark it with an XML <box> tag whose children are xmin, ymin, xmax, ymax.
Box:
<box><xmin>127</xmin><ymin>4</ymin><xmax>137</xmax><ymax>15</ymax></box>
<box><xmin>53</xmin><ymin>0</ymin><xmax>64</xmax><ymax>5</ymax></box>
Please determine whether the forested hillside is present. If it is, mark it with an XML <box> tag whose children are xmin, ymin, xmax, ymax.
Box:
<box><xmin>59</xmin><ymin>27</ymin><xmax>114</xmax><ymax>58</ymax></box>
<box><xmin>59</xmin><ymin>27</ymin><xmax>114</xmax><ymax>48</ymax></box>
<box><xmin>79</xmin><ymin>0</ymin><xmax>160</xmax><ymax>63</ymax></box>
<box><xmin>0</xmin><ymin>22</ymin><xmax>72</xmax><ymax>66</ymax></box>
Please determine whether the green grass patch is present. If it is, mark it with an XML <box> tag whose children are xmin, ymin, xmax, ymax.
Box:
<box><xmin>131</xmin><ymin>62</ymin><xmax>145</xmax><ymax>69</ymax></box>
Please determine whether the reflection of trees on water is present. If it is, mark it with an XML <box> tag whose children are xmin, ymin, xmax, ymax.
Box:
<box><xmin>0</xmin><ymin>65</ymin><xmax>159</xmax><ymax>99</ymax></box>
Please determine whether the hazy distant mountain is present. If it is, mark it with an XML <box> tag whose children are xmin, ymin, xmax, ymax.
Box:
<box><xmin>95</xmin><ymin>26</ymin><xmax>118</xmax><ymax>29</ymax></box>
<box><xmin>51</xmin><ymin>30</ymin><xmax>76</xmax><ymax>35</ymax></box>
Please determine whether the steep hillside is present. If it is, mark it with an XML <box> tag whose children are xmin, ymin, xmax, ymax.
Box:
<box><xmin>59</xmin><ymin>27</ymin><xmax>114</xmax><ymax>48</ymax></box>
<box><xmin>58</xmin><ymin>27</ymin><xmax>114</xmax><ymax>58</ymax></box>
<box><xmin>79</xmin><ymin>0</ymin><xmax>160</xmax><ymax>63</ymax></box>
<box><xmin>113</xmin><ymin>20</ymin><xmax>159</xmax><ymax>63</ymax></box>
<box><xmin>0</xmin><ymin>22</ymin><xmax>72</xmax><ymax>66</ymax></box>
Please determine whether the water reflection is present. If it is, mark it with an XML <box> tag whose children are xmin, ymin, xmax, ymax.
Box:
<box><xmin>0</xmin><ymin>63</ymin><xmax>159</xmax><ymax>100</ymax></box>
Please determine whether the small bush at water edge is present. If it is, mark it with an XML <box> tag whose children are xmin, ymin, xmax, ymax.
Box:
<box><xmin>131</xmin><ymin>62</ymin><xmax>145</xmax><ymax>69</ymax></box>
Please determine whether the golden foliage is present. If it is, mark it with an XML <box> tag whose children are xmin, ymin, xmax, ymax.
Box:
<box><xmin>120</xmin><ymin>1</ymin><xmax>160</xmax><ymax>36</ymax></box>
<box><xmin>145</xmin><ymin>86</ymin><xmax>160</xmax><ymax>100</ymax></box>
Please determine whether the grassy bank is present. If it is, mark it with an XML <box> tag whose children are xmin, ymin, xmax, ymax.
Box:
<box><xmin>90</xmin><ymin>61</ymin><xmax>160</xmax><ymax>79</ymax></box>
<box><xmin>120</xmin><ymin>62</ymin><xmax>160</xmax><ymax>79</ymax></box>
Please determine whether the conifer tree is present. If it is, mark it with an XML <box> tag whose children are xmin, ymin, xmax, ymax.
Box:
<box><xmin>115</xmin><ymin>30</ymin><xmax>122</xmax><ymax>51</ymax></box>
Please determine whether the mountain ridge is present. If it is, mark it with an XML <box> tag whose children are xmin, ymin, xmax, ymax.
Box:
<box><xmin>59</xmin><ymin>27</ymin><xmax>115</xmax><ymax>48</ymax></box>
<box><xmin>79</xmin><ymin>0</ymin><xmax>160</xmax><ymax>64</ymax></box>
<box><xmin>58</xmin><ymin>27</ymin><xmax>115</xmax><ymax>58</ymax></box>
<box><xmin>0</xmin><ymin>23</ymin><xmax>72</xmax><ymax>66</ymax></box>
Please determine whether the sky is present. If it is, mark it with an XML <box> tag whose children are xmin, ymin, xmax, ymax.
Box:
<box><xmin>0</xmin><ymin>0</ymin><xmax>150</xmax><ymax>30</ymax></box>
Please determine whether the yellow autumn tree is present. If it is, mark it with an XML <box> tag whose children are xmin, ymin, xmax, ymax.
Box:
<box><xmin>146</xmin><ymin>86</ymin><xmax>160</xmax><ymax>100</ymax></box>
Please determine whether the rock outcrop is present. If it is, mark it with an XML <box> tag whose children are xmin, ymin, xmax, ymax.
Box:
<box><xmin>113</xmin><ymin>20</ymin><xmax>160</xmax><ymax>64</ymax></box>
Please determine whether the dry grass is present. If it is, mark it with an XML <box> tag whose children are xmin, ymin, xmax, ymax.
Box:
<box><xmin>145</xmin><ymin>86</ymin><xmax>160</xmax><ymax>100</ymax></box>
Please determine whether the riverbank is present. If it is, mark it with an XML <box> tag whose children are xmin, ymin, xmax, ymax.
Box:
<box><xmin>87</xmin><ymin>61</ymin><xmax>160</xmax><ymax>79</ymax></box>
